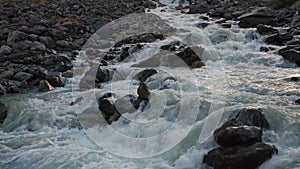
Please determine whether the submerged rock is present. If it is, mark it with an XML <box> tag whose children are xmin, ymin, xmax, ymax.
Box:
<box><xmin>278</xmin><ymin>46</ymin><xmax>300</xmax><ymax>66</ymax></box>
<box><xmin>0</xmin><ymin>102</ymin><xmax>8</xmax><ymax>124</ymax></box>
<box><xmin>203</xmin><ymin>142</ymin><xmax>278</xmax><ymax>169</ymax></box>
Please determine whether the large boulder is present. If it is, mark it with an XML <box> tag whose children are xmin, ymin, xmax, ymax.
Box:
<box><xmin>203</xmin><ymin>142</ymin><xmax>278</xmax><ymax>169</ymax></box>
<box><xmin>137</xmin><ymin>82</ymin><xmax>150</xmax><ymax>100</ymax></box>
<box><xmin>238</xmin><ymin>8</ymin><xmax>277</xmax><ymax>28</ymax></box>
<box><xmin>0</xmin><ymin>102</ymin><xmax>8</xmax><ymax>124</ymax></box>
<box><xmin>98</xmin><ymin>94</ymin><xmax>120</xmax><ymax>124</ymax></box>
<box><xmin>278</xmin><ymin>46</ymin><xmax>300</xmax><ymax>66</ymax></box>
<box><xmin>214</xmin><ymin>126</ymin><xmax>262</xmax><ymax>146</ymax></box>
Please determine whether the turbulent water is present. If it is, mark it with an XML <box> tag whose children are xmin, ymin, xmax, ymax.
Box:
<box><xmin>1</xmin><ymin>1</ymin><xmax>300</xmax><ymax>169</ymax></box>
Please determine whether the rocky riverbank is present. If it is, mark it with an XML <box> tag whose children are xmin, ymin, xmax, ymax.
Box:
<box><xmin>0</xmin><ymin>0</ymin><xmax>156</xmax><ymax>94</ymax></box>
<box><xmin>183</xmin><ymin>0</ymin><xmax>300</xmax><ymax>66</ymax></box>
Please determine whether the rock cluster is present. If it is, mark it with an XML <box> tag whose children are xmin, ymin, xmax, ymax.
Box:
<box><xmin>0</xmin><ymin>0</ymin><xmax>157</xmax><ymax>93</ymax></box>
<box><xmin>203</xmin><ymin>108</ymin><xmax>278</xmax><ymax>169</ymax></box>
<box><xmin>184</xmin><ymin>0</ymin><xmax>300</xmax><ymax>66</ymax></box>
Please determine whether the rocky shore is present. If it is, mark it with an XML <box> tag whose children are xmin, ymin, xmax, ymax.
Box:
<box><xmin>0</xmin><ymin>0</ymin><xmax>156</xmax><ymax>94</ymax></box>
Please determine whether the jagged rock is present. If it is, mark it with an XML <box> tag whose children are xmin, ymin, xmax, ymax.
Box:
<box><xmin>38</xmin><ymin>80</ymin><xmax>54</xmax><ymax>92</ymax></box>
<box><xmin>137</xmin><ymin>82</ymin><xmax>150</xmax><ymax>100</ymax></box>
<box><xmin>46</xmin><ymin>72</ymin><xmax>66</xmax><ymax>87</ymax></box>
<box><xmin>0</xmin><ymin>102</ymin><xmax>8</xmax><ymax>124</ymax></box>
<box><xmin>203</xmin><ymin>142</ymin><xmax>278</xmax><ymax>169</ymax></box>
<box><xmin>215</xmin><ymin>126</ymin><xmax>262</xmax><ymax>146</ymax></box>
<box><xmin>133</xmin><ymin>69</ymin><xmax>158</xmax><ymax>82</ymax></box>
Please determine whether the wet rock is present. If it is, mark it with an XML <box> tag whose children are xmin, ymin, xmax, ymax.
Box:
<box><xmin>133</xmin><ymin>69</ymin><xmax>158</xmax><ymax>82</ymax></box>
<box><xmin>7</xmin><ymin>30</ymin><xmax>28</xmax><ymax>45</ymax></box>
<box><xmin>260</xmin><ymin>46</ymin><xmax>276</xmax><ymax>52</ymax></box>
<box><xmin>137</xmin><ymin>82</ymin><xmax>150</xmax><ymax>100</ymax></box>
<box><xmin>278</xmin><ymin>46</ymin><xmax>300</xmax><ymax>66</ymax></box>
<box><xmin>238</xmin><ymin>8</ymin><xmax>277</xmax><ymax>28</ymax></box>
<box><xmin>234</xmin><ymin>108</ymin><xmax>270</xmax><ymax>129</ymax></box>
<box><xmin>256</xmin><ymin>24</ymin><xmax>278</xmax><ymax>35</ymax></box>
<box><xmin>13</xmin><ymin>72</ymin><xmax>33</xmax><ymax>82</ymax></box>
<box><xmin>12</xmin><ymin>40</ymin><xmax>32</xmax><ymax>51</ymax></box>
<box><xmin>98</xmin><ymin>97</ymin><xmax>120</xmax><ymax>125</ymax></box>
<box><xmin>38</xmin><ymin>80</ymin><xmax>54</xmax><ymax>92</ymax></box>
<box><xmin>215</xmin><ymin>126</ymin><xmax>262</xmax><ymax>146</ymax></box>
<box><xmin>46</xmin><ymin>72</ymin><xmax>66</xmax><ymax>87</ymax></box>
<box><xmin>63</xmin><ymin>70</ymin><xmax>73</xmax><ymax>78</ymax></box>
<box><xmin>203</xmin><ymin>142</ymin><xmax>278</xmax><ymax>169</ymax></box>
<box><xmin>0</xmin><ymin>45</ymin><xmax>12</xmax><ymax>55</ymax></box>
<box><xmin>115</xmin><ymin>94</ymin><xmax>145</xmax><ymax>114</ymax></box>
<box><xmin>0</xmin><ymin>102</ymin><xmax>8</xmax><ymax>124</ymax></box>
<box><xmin>31</xmin><ymin>41</ymin><xmax>46</xmax><ymax>51</ymax></box>
<box><xmin>96</xmin><ymin>68</ymin><xmax>112</xmax><ymax>83</ymax></box>
<box><xmin>296</xmin><ymin>98</ymin><xmax>300</xmax><ymax>105</ymax></box>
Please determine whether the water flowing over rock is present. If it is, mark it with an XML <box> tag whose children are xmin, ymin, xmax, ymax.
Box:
<box><xmin>38</xmin><ymin>80</ymin><xmax>54</xmax><ymax>92</ymax></box>
<box><xmin>278</xmin><ymin>45</ymin><xmax>300</xmax><ymax>66</ymax></box>
<box><xmin>133</xmin><ymin>69</ymin><xmax>158</xmax><ymax>82</ymax></box>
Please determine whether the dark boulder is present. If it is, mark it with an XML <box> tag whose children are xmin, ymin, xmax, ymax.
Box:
<box><xmin>264</xmin><ymin>33</ymin><xmax>293</xmax><ymax>46</ymax></box>
<box><xmin>137</xmin><ymin>82</ymin><xmax>150</xmax><ymax>100</ymax></box>
<box><xmin>296</xmin><ymin>98</ymin><xmax>300</xmax><ymax>105</ymax></box>
<box><xmin>0</xmin><ymin>84</ymin><xmax>7</xmax><ymax>95</ymax></box>
<box><xmin>133</xmin><ymin>69</ymin><xmax>158</xmax><ymax>82</ymax></box>
<box><xmin>13</xmin><ymin>72</ymin><xmax>33</xmax><ymax>82</ymax></box>
<box><xmin>203</xmin><ymin>142</ymin><xmax>278</xmax><ymax>169</ymax></box>
<box><xmin>238</xmin><ymin>8</ymin><xmax>277</xmax><ymax>28</ymax></box>
<box><xmin>98</xmin><ymin>96</ymin><xmax>120</xmax><ymax>125</ymax></box>
<box><xmin>215</xmin><ymin>126</ymin><xmax>262</xmax><ymax>146</ymax></box>
<box><xmin>0</xmin><ymin>102</ymin><xmax>8</xmax><ymax>124</ymax></box>
<box><xmin>278</xmin><ymin>46</ymin><xmax>300</xmax><ymax>66</ymax></box>
<box><xmin>7</xmin><ymin>30</ymin><xmax>28</xmax><ymax>45</ymax></box>
<box><xmin>256</xmin><ymin>24</ymin><xmax>278</xmax><ymax>35</ymax></box>
<box><xmin>188</xmin><ymin>3</ymin><xmax>209</xmax><ymax>14</ymax></box>
<box><xmin>0</xmin><ymin>45</ymin><xmax>12</xmax><ymax>55</ymax></box>
<box><xmin>38</xmin><ymin>80</ymin><xmax>54</xmax><ymax>92</ymax></box>
<box><xmin>46</xmin><ymin>72</ymin><xmax>66</xmax><ymax>87</ymax></box>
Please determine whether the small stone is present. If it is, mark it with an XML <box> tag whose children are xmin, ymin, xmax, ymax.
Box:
<box><xmin>0</xmin><ymin>45</ymin><xmax>12</xmax><ymax>55</ymax></box>
<box><xmin>38</xmin><ymin>80</ymin><xmax>54</xmax><ymax>92</ymax></box>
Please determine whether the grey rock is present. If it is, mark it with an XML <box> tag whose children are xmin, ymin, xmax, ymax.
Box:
<box><xmin>13</xmin><ymin>72</ymin><xmax>33</xmax><ymax>82</ymax></box>
<box><xmin>56</xmin><ymin>40</ymin><xmax>71</xmax><ymax>48</ymax></box>
<box><xmin>63</xmin><ymin>70</ymin><xmax>73</xmax><ymax>78</ymax></box>
<box><xmin>38</xmin><ymin>80</ymin><xmax>54</xmax><ymax>92</ymax></box>
<box><xmin>31</xmin><ymin>41</ymin><xmax>46</xmax><ymax>51</ymax></box>
<box><xmin>7</xmin><ymin>30</ymin><xmax>28</xmax><ymax>45</ymax></box>
<box><xmin>133</xmin><ymin>69</ymin><xmax>157</xmax><ymax>82</ymax></box>
<box><xmin>39</xmin><ymin>36</ymin><xmax>55</xmax><ymax>48</ymax></box>
<box><xmin>0</xmin><ymin>69</ymin><xmax>14</xmax><ymax>79</ymax></box>
<box><xmin>0</xmin><ymin>45</ymin><xmax>12</xmax><ymax>55</ymax></box>
<box><xmin>12</xmin><ymin>40</ymin><xmax>32</xmax><ymax>50</ymax></box>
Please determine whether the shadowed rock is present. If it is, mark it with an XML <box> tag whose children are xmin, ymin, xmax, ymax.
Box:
<box><xmin>203</xmin><ymin>142</ymin><xmax>278</xmax><ymax>169</ymax></box>
<box><xmin>137</xmin><ymin>82</ymin><xmax>150</xmax><ymax>100</ymax></box>
<box><xmin>0</xmin><ymin>102</ymin><xmax>8</xmax><ymax>124</ymax></box>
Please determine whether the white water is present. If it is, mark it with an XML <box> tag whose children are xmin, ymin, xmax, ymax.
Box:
<box><xmin>1</xmin><ymin>1</ymin><xmax>300</xmax><ymax>168</ymax></box>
